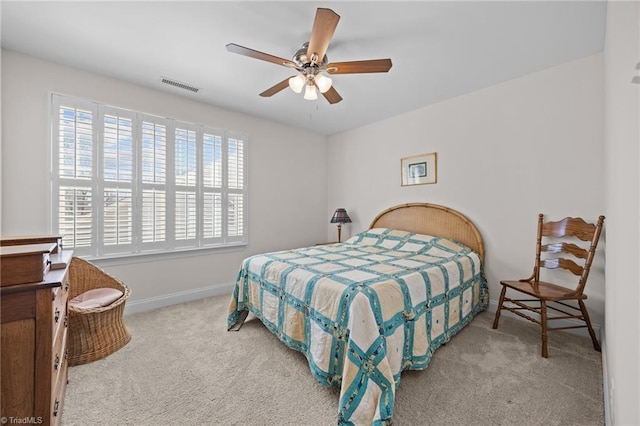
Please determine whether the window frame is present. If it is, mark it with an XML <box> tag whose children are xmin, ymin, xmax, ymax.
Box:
<box><xmin>51</xmin><ymin>93</ymin><xmax>248</xmax><ymax>259</ymax></box>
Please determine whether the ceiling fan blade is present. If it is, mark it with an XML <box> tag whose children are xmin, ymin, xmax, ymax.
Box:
<box><xmin>327</xmin><ymin>59</ymin><xmax>393</xmax><ymax>74</ymax></box>
<box><xmin>307</xmin><ymin>8</ymin><xmax>340</xmax><ymax>63</ymax></box>
<box><xmin>226</xmin><ymin>43</ymin><xmax>296</xmax><ymax>68</ymax></box>
<box><xmin>321</xmin><ymin>86</ymin><xmax>343</xmax><ymax>104</ymax></box>
<box><xmin>259</xmin><ymin>77</ymin><xmax>292</xmax><ymax>97</ymax></box>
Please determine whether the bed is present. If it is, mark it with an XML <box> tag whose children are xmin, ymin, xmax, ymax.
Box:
<box><xmin>228</xmin><ymin>203</ymin><xmax>488</xmax><ymax>425</ymax></box>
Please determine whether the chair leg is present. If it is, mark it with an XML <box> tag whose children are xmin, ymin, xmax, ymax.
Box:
<box><xmin>492</xmin><ymin>285</ymin><xmax>507</xmax><ymax>329</ymax></box>
<box><xmin>540</xmin><ymin>300</ymin><xmax>548</xmax><ymax>358</ymax></box>
<box><xmin>579</xmin><ymin>300</ymin><xmax>601</xmax><ymax>352</ymax></box>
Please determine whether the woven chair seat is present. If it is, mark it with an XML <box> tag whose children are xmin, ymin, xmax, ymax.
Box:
<box><xmin>68</xmin><ymin>257</ymin><xmax>131</xmax><ymax>366</ymax></box>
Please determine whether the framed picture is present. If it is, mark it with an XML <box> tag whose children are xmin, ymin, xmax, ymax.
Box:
<box><xmin>401</xmin><ymin>152</ymin><xmax>437</xmax><ymax>186</ymax></box>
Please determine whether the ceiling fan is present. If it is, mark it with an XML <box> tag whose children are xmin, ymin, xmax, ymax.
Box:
<box><xmin>226</xmin><ymin>8</ymin><xmax>392</xmax><ymax>104</ymax></box>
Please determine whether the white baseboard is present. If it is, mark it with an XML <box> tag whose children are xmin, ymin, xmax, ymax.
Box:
<box><xmin>486</xmin><ymin>299</ymin><xmax>601</xmax><ymax>341</ymax></box>
<box><xmin>124</xmin><ymin>282</ymin><xmax>235</xmax><ymax>315</ymax></box>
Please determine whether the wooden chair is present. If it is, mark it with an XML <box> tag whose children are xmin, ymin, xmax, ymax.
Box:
<box><xmin>67</xmin><ymin>257</ymin><xmax>131</xmax><ymax>365</ymax></box>
<box><xmin>492</xmin><ymin>214</ymin><xmax>605</xmax><ymax>358</ymax></box>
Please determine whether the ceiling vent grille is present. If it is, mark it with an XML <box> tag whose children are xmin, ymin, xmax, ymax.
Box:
<box><xmin>161</xmin><ymin>77</ymin><xmax>200</xmax><ymax>93</ymax></box>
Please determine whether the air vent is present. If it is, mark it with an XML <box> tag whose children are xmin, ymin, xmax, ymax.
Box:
<box><xmin>161</xmin><ymin>77</ymin><xmax>200</xmax><ymax>93</ymax></box>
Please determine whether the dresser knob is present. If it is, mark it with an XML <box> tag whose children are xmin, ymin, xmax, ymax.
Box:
<box><xmin>54</xmin><ymin>307</ymin><xmax>60</xmax><ymax>323</ymax></box>
<box><xmin>53</xmin><ymin>399</ymin><xmax>60</xmax><ymax>416</ymax></box>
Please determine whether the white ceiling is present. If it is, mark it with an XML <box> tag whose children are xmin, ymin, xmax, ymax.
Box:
<box><xmin>1</xmin><ymin>1</ymin><xmax>606</xmax><ymax>136</ymax></box>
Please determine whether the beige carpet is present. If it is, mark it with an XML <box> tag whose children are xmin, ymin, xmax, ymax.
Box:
<box><xmin>62</xmin><ymin>295</ymin><xmax>604</xmax><ymax>425</ymax></box>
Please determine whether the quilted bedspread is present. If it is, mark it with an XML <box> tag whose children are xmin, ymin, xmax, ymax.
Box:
<box><xmin>228</xmin><ymin>228</ymin><xmax>488</xmax><ymax>425</ymax></box>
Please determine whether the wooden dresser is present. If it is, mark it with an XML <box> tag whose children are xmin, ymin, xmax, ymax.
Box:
<box><xmin>0</xmin><ymin>236</ymin><xmax>72</xmax><ymax>426</ymax></box>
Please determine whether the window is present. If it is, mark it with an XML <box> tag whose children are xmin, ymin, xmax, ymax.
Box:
<box><xmin>51</xmin><ymin>94</ymin><xmax>248</xmax><ymax>257</ymax></box>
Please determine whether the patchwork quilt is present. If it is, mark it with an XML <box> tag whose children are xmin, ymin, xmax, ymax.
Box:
<box><xmin>228</xmin><ymin>228</ymin><xmax>488</xmax><ymax>425</ymax></box>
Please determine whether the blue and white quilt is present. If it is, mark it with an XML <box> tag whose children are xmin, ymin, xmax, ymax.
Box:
<box><xmin>228</xmin><ymin>228</ymin><xmax>488</xmax><ymax>425</ymax></box>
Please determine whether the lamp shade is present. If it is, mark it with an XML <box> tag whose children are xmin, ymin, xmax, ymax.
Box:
<box><xmin>303</xmin><ymin>83</ymin><xmax>318</xmax><ymax>100</ymax></box>
<box><xmin>314</xmin><ymin>73</ymin><xmax>332</xmax><ymax>93</ymax></box>
<box><xmin>330</xmin><ymin>208</ymin><xmax>352</xmax><ymax>224</ymax></box>
<box><xmin>288</xmin><ymin>74</ymin><xmax>305</xmax><ymax>93</ymax></box>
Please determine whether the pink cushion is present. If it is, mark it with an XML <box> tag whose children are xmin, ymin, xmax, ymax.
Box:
<box><xmin>70</xmin><ymin>288</ymin><xmax>124</xmax><ymax>310</ymax></box>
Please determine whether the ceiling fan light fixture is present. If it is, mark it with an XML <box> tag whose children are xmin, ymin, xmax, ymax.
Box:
<box><xmin>315</xmin><ymin>73</ymin><xmax>332</xmax><ymax>93</ymax></box>
<box><xmin>226</xmin><ymin>8</ymin><xmax>392</xmax><ymax>105</ymax></box>
<box><xmin>288</xmin><ymin>74</ymin><xmax>305</xmax><ymax>93</ymax></box>
<box><xmin>304</xmin><ymin>82</ymin><xmax>318</xmax><ymax>100</ymax></box>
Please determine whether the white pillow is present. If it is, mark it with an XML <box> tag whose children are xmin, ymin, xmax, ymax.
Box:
<box><xmin>70</xmin><ymin>287</ymin><xmax>123</xmax><ymax>310</ymax></box>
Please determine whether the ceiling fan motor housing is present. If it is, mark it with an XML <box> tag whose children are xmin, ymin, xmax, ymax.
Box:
<box><xmin>293</xmin><ymin>42</ymin><xmax>328</xmax><ymax>69</ymax></box>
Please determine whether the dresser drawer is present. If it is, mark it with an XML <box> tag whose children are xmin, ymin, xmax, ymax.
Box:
<box><xmin>50</xmin><ymin>349</ymin><xmax>68</xmax><ymax>426</ymax></box>
<box><xmin>51</xmin><ymin>324</ymin><xmax>67</xmax><ymax>386</ymax></box>
<box><xmin>51</xmin><ymin>328</ymin><xmax>68</xmax><ymax>400</ymax></box>
<box><xmin>51</xmin><ymin>274</ymin><xmax>69</xmax><ymax>340</ymax></box>
<box><xmin>0</xmin><ymin>243</ymin><xmax>55</xmax><ymax>286</ymax></box>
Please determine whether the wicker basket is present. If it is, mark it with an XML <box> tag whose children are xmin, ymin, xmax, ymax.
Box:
<box><xmin>67</xmin><ymin>257</ymin><xmax>131</xmax><ymax>366</ymax></box>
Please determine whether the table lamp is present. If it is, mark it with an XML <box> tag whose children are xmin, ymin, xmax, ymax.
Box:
<box><xmin>330</xmin><ymin>208</ymin><xmax>352</xmax><ymax>243</ymax></box>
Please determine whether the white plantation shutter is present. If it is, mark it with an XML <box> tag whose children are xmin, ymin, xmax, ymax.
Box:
<box><xmin>103</xmin><ymin>114</ymin><xmax>133</xmax><ymax>182</ymax></box>
<box><xmin>141</xmin><ymin>121</ymin><xmax>167</xmax><ymax>184</ymax></box>
<box><xmin>51</xmin><ymin>94</ymin><xmax>248</xmax><ymax>258</ymax></box>
<box><xmin>203</xmin><ymin>133</ymin><xmax>222</xmax><ymax>187</ymax></box>
<box><xmin>227</xmin><ymin>193</ymin><xmax>244</xmax><ymax>237</ymax></box>
<box><xmin>175</xmin><ymin>191</ymin><xmax>197</xmax><ymax>241</ymax></box>
<box><xmin>228</xmin><ymin>137</ymin><xmax>244</xmax><ymax>190</ymax></box>
<box><xmin>103</xmin><ymin>188</ymin><xmax>132</xmax><ymax>245</ymax></box>
<box><xmin>142</xmin><ymin>189</ymin><xmax>166</xmax><ymax>242</ymax></box>
<box><xmin>101</xmin><ymin>108</ymin><xmax>135</xmax><ymax>253</ymax></box>
<box><xmin>174</xmin><ymin>124</ymin><xmax>198</xmax><ymax>244</ymax></box>
<box><xmin>226</xmin><ymin>136</ymin><xmax>246</xmax><ymax>242</ymax></box>
<box><xmin>58</xmin><ymin>106</ymin><xmax>93</xmax><ymax>179</ymax></box>
<box><xmin>202</xmin><ymin>132</ymin><xmax>223</xmax><ymax>242</ymax></box>
<box><xmin>140</xmin><ymin>118</ymin><xmax>167</xmax><ymax>248</ymax></box>
<box><xmin>53</xmin><ymin>99</ymin><xmax>97</xmax><ymax>254</ymax></box>
<box><xmin>58</xmin><ymin>186</ymin><xmax>93</xmax><ymax>249</ymax></box>
<box><xmin>175</xmin><ymin>127</ymin><xmax>197</xmax><ymax>186</ymax></box>
<box><xmin>203</xmin><ymin>193</ymin><xmax>222</xmax><ymax>239</ymax></box>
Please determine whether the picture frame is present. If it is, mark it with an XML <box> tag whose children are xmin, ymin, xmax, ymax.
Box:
<box><xmin>401</xmin><ymin>152</ymin><xmax>437</xmax><ymax>186</ymax></box>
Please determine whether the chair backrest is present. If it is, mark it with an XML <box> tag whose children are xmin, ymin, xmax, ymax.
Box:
<box><xmin>533</xmin><ymin>214</ymin><xmax>605</xmax><ymax>295</ymax></box>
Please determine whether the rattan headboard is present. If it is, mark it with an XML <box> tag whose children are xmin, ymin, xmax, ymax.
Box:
<box><xmin>368</xmin><ymin>203</ymin><xmax>485</xmax><ymax>261</ymax></box>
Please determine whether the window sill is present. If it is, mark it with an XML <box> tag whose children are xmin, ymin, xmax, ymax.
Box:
<box><xmin>87</xmin><ymin>243</ymin><xmax>248</xmax><ymax>267</ymax></box>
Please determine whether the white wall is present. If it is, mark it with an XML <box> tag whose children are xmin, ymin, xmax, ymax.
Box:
<box><xmin>603</xmin><ymin>1</ymin><xmax>640</xmax><ymax>424</ymax></box>
<box><xmin>328</xmin><ymin>54</ymin><xmax>606</xmax><ymax>326</ymax></box>
<box><xmin>1</xmin><ymin>49</ymin><xmax>328</xmax><ymax>306</ymax></box>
